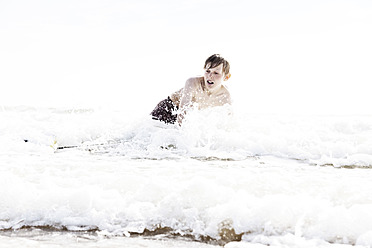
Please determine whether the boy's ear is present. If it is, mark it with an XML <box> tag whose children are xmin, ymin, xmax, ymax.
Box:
<box><xmin>224</xmin><ymin>73</ymin><xmax>231</xmax><ymax>81</ymax></box>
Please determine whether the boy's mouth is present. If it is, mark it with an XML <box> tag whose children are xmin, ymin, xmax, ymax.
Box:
<box><xmin>207</xmin><ymin>80</ymin><xmax>214</xmax><ymax>85</ymax></box>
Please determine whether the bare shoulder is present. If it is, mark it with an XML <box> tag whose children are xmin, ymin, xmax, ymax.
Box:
<box><xmin>218</xmin><ymin>86</ymin><xmax>232</xmax><ymax>105</ymax></box>
<box><xmin>185</xmin><ymin>76</ymin><xmax>203</xmax><ymax>89</ymax></box>
<box><xmin>170</xmin><ymin>77</ymin><xmax>203</xmax><ymax>106</ymax></box>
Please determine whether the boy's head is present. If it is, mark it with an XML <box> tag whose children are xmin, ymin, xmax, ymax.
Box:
<box><xmin>204</xmin><ymin>54</ymin><xmax>230</xmax><ymax>76</ymax></box>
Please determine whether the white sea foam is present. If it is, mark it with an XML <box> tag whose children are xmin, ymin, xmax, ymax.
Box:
<box><xmin>2</xmin><ymin>105</ymin><xmax>371</xmax><ymax>166</ymax></box>
<box><xmin>1</xmin><ymin>106</ymin><xmax>372</xmax><ymax>247</ymax></box>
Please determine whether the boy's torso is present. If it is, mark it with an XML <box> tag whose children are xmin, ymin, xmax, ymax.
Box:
<box><xmin>170</xmin><ymin>77</ymin><xmax>230</xmax><ymax>109</ymax></box>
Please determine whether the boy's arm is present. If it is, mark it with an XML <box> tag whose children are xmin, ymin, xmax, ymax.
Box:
<box><xmin>176</xmin><ymin>78</ymin><xmax>195</xmax><ymax>125</ymax></box>
<box><xmin>170</xmin><ymin>88</ymin><xmax>183</xmax><ymax>107</ymax></box>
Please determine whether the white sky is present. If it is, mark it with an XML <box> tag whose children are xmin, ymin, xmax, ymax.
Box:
<box><xmin>1</xmin><ymin>0</ymin><xmax>371</xmax><ymax>114</ymax></box>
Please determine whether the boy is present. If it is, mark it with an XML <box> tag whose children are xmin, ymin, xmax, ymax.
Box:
<box><xmin>151</xmin><ymin>54</ymin><xmax>231</xmax><ymax>125</ymax></box>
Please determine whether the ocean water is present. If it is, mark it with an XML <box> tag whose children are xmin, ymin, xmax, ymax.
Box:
<box><xmin>1</xmin><ymin>105</ymin><xmax>372</xmax><ymax>248</ymax></box>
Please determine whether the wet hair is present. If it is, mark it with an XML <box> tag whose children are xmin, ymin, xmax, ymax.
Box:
<box><xmin>204</xmin><ymin>54</ymin><xmax>230</xmax><ymax>75</ymax></box>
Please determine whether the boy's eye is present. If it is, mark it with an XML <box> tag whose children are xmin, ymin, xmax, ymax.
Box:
<box><xmin>206</xmin><ymin>70</ymin><xmax>210</xmax><ymax>73</ymax></box>
<box><xmin>214</xmin><ymin>72</ymin><xmax>219</xmax><ymax>75</ymax></box>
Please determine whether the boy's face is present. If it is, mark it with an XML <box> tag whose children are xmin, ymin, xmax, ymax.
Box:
<box><xmin>204</xmin><ymin>63</ymin><xmax>224</xmax><ymax>90</ymax></box>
